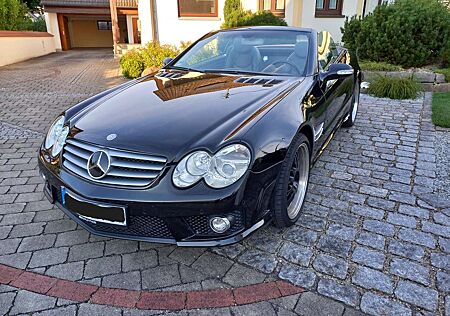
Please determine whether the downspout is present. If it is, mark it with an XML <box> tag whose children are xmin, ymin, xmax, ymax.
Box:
<box><xmin>362</xmin><ymin>0</ymin><xmax>367</xmax><ymax>17</ymax></box>
<box><xmin>150</xmin><ymin>0</ymin><xmax>158</xmax><ymax>43</ymax></box>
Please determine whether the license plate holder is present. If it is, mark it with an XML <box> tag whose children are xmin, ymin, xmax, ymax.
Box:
<box><xmin>61</xmin><ymin>187</ymin><xmax>127</xmax><ymax>226</ymax></box>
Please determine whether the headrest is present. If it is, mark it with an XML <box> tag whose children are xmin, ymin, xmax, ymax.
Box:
<box><xmin>294</xmin><ymin>41</ymin><xmax>309</xmax><ymax>58</ymax></box>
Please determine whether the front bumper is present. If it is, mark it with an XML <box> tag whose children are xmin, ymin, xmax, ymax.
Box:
<box><xmin>39</xmin><ymin>159</ymin><xmax>272</xmax><ymax>247</ymax></box>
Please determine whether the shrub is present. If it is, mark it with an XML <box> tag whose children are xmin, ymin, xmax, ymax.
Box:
<box><xmin>434</xmin><ymin>68</ymin><xmax>450</xmax><ymax>82</ymax></box>
<box><xmin>120</xmin><ymin>50</ymin><xmax>144</xmax><ymax>79</ymax></box>
<box><xmin>359</xmin><ymin>60</ymin><xmax>402</xmax><ymax>72</ymax></box>
<box><xmin>0</xmin><ymin>0</ymin><xmax>28</xmax><ymax>30</ymax></box>
<box><xmin>341</xmin><ymin>0</ymin><xmax>450</xmax><ymax>68</ymax></box>
<box><xmin>140</xmin><ymin>42</ymin><xmax>179</xmax><ymax>69</ymax></box>
<box><xmin>368</xmin><ymin>76</ymin><xmax>421</xmax><ymax>100</ymax></box>
<box><xmin>222</xmin><ymin>0</ymin><xmax>286</xmax><ymax>28</ymax></box>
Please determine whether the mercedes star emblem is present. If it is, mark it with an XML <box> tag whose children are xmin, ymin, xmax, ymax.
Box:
<box><xmin>87</xmin><ymin>150</ymin><xmax>110</xmax><ymax>179</ymax></box>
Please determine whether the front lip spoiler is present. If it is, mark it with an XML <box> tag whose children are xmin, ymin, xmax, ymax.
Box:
<box><xmin>48</xmin><ymin>191</ymin><xmax>268</xmax><ymax>247</ymax></box>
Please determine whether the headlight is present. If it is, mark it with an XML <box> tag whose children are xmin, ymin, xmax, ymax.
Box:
<box><xmin>172</xmin><ymin>144</ymin><xmax>251</xmax><ymax>189</ymax></box>
<box><xmin>44</xmin><ymin>116</ymin><xmax>69</xmax><ymax>157</ymax></box>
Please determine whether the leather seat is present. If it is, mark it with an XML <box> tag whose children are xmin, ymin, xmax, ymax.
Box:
<box><xmin>263</xmin><ymin>41</ymin><xmax>309</xmax><ymax>75</ymax></box>
<box><xmin>225</xmin><ymin>38</ymin><xmax>262</xmax><ymax>71</ymax></box>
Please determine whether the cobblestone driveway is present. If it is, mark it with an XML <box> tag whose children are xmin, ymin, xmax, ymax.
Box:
<box><xmin>0</xmin><ymin>50</ymin><xmax>449</xmax><ymax>316</ymax></box>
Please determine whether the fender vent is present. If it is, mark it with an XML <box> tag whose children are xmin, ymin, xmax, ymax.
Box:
<box><xmin>156</xmin><ymin>71</ymin><xmax>183</xmax><ymax>79</ymax></box>
<box><xmin>235</xmin><ymin>77</ymin><xmax>283</xmax><ymax>86</ymax></box>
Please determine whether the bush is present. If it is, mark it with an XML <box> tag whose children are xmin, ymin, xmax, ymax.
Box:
<box><xmin>368</xmin><ymin>76</ymin><xmax>421</xmax><ymax>99</ymax></box>
<box><xmin>359</xmin><ymin>60</ymin><xmax>402</xmax><ymax>72</ymax></box>
<box><xmin>120</xmin><ymin>42</ymin><xmax>180</xmax><ymax>78</ymax></box>
<box><xmin>222</xmin><ymin>0</ymin><xmax>286</xmax><ymax>28</ymax></box>
<box><xmin>120</xmin><ymin>50</ymin><xmax>144</xmax><ymax>79</ymax></box>
<box><xmin>434</xmin><ymin>68</ymin><xmax>450</xmax><ymax>82</ymax></box>
<box><xmin>0</xmin><ymin>0</ymin><xmax>28</xmax><ymax>30</ymax></box>
<box><xmin>341</xmin><ymin>0</ymin><xmax>450</xmax><ymax>68</ymax></box>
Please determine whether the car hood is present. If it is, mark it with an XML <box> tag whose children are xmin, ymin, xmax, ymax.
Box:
<box><xmin>70</xmin><ymin>71</ymin><xmax>303</xmax><ymax>162</ymax></box>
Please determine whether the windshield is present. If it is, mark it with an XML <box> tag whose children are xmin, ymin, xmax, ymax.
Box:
<box><xmin>171</xmin><ymin>30</ymin><xmax>310</xmax><ymax>76</ymax></box>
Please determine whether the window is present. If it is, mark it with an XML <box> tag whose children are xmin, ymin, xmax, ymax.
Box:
<box><xmin>317</xmin><ymin>31</ymin><xmax>339</xmax><ymax>70</ymax></box>
<box><xmin>178</xmin><ymin>0</ymin><xmax>218</xmax><ymax>17</ymax></box>
<box><xmin>315</xmin><ymin>0</ymin><xmax>343</xmax><ymax>17</ymax></box>
<box><xmin>259</xmin><ymin>0</ymin><xmax>285</xmax><ymax>17</ymax></box>
<box><xmin>97</xmin><ymin>20</ymin><xmax>112</xmax><ymax>30</ymax></box>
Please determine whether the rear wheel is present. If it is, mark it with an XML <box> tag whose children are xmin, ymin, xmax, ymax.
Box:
<box><xmin>271</xmin><ymin>133</ymin><xmax>310</xmax><ymax>228</ymax></box>
<box><xmin>342</xmin><ymin>80</ymin><xmax>360</xmax><ymax>127</ymax></box>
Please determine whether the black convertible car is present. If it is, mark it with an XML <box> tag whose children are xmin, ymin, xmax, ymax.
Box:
<box><xmin>39</xmin><ymin>27</ymin><xmax>361</xmax><ymax>246</ymax></box>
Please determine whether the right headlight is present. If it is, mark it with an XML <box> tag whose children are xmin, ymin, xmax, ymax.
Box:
<box><xmin>172</xmin><ymin>144</ymin><xmax>251</xmax><ymax>189</ymax></box>
<box><xmin>44</xmin><ymin>115</ymin><xmax>69</xmax><ymax>157</ymax></box>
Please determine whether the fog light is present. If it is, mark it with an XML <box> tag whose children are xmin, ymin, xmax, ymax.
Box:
<box><xmin>209</xmin><ymin>217</ymin><xmax>231</xmax><ymax>234</ymax></box>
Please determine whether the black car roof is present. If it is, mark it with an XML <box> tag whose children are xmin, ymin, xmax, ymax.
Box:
<box><xmin>221</xmin><ymin>26</ymin><xmax>315</xmax><ymax>33</ymax></box>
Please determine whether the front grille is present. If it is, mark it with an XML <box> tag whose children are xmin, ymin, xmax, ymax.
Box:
<box><xmin>185</xmin><ymin>210</ymin><xmax>244</xmax><ymax>237</ymax></box>
<box><xmin>62</xmin><ymin>139</ymin><xmax>167</xmax><ymax>187</ymax></box>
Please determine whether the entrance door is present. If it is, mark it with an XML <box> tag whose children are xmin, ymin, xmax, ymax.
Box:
<box><xmin>132</xmin><ymin>18</ymin><xmax>141</xmax><ymax>44</ymax></box>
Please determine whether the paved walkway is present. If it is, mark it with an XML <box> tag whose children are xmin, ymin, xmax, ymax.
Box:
<box><xmin>0</xmin><ymin>50</ymin><xmax>449</xmax><ymax>316</ymax></box>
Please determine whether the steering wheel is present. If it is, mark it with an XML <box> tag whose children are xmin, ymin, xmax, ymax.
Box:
<box><xmin>267</xmin><ymin>61</ymin><xmax>301</xmax><ymax>75</ymax></box>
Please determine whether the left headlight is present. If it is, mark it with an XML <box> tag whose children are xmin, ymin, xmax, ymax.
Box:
<box><xmin>172</xmin><ymin>144</ymin><xmax>251</xmax><ymax>189</ymax></box>
<box><xmin>44</xmin><ymin>115</ymin><xmax>69</xmax><ymax>157</ymax></box>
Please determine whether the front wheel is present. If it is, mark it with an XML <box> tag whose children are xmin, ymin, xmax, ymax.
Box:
<box><xmin>342</xmin><ymin>81</ymin><xmax>360</xmax><ymax>128</ymax></box>
<box><xmin>271</xmin><ymin>133</ymin><xmax>310</xmax><ymax>228</ymax></box>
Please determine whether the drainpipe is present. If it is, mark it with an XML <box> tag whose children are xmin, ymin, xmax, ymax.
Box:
<box><xmin>150</xmin><ymin>0</ymin><xmax>158</xmax><ymax>43</ymax></box>
<box><xmin>362</xmin><ymin>0</ymin><xmax>367</xmax><ymax>17</ymax></box>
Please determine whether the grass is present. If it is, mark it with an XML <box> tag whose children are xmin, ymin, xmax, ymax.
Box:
<box><xmin>432</xmin><ymin>92</ymin><xmax>450</xmax><ymax>128</ymax></box>
<box><xmin>434</xmin><ymin>68</ymin><xmax>450</xmax><ymax>82</ymax></box>
<box><xmin>359</xmin><ymin>60</ymin><xmax>403</xmax><ymax>72</ymax></box>
<box><xmin>368</xmin><ymin>75</ymin><xmax>421</xmax><ymax>100</ymax></box>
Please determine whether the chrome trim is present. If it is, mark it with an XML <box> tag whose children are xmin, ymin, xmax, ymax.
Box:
<box><xmin>314</xmin><ymin>122</ymin><xmax>324</xmax><ymax>141</ymax></box>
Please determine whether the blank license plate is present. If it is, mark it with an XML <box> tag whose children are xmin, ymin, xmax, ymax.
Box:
<box><xmin>61</xmin><ymin>187</ymin><xmax>127</xmax><ymax>226</ymax></box>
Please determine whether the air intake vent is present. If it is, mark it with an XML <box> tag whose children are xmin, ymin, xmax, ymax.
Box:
<box><xmin>157</xmin><ymin>71</ymin><xmax>183</xmax><ymax>79</ymax></box>
<box><xmin>235</xmin><ymin>77</ymin><xmax>283</xmax><ymax>86</ymax></box>
<box><xmin>62</xmin><ymin>139</ymin><xmax>167</xmax><ymax>188</ymax></box>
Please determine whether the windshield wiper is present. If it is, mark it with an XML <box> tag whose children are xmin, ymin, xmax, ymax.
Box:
<box><xmin>203</xmin><ymin>69</ymin><xmax>278</xmax><ymax>76</ymax></box>
<box><xmin>164</xmin><ymin>65</ymin><xmax>204</xmax><ymax>73</ymax></box>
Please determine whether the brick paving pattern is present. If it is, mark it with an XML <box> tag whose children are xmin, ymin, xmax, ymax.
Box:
<box><xmin>0</xmin><ymin>50</ymin><xmax>449</xmax><ymax>315</ymax></box>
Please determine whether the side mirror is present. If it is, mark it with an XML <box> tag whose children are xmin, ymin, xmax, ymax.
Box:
<box><xmin>320</xmin><ymin>63</ymin><xmax>354</xmax><ymax>82</ymax></box>
<box><xmin>163</xmin><ymin>57</ymin><xmax>173</xmax><ymax>67</ymax></box>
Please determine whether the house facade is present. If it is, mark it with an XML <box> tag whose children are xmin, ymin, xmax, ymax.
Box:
<box><xmin>43</xmin><ymin>0</ymin><xmax>390</xmax><ymax>52</ymax></box>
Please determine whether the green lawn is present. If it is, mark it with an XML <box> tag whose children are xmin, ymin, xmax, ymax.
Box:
<box><xmin>432</xmin><ymin>92</ymin><xmax>450</xmax><ymax>128</ymax></box>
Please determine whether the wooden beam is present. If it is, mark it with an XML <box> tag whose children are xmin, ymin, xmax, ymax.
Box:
<box><xmin>149</xmin><ymin>0</ymin><xmax>158</xmax><ymax>43</ymax></box>
<box><xmin>109</xmin><ymin>0</ymin><xmax>119</xmax><ymax>56</ymax></box>
<box><xmin>57</xmin><ymin>13</ymin><xmax>70</xmax><ymax>51</ymax></box>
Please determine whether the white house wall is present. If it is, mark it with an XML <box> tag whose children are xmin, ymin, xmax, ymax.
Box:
<box><xmin>138</xmin><ymin>0</ymin><xmax>154</xmax><ymax>45</ymax></box>
<box><xmin>154</xmin><ymin>0</ymin><xmax>224</xmax><ymax>46</ymax></box>
<box><xmin>44</xmin><ymin>12</ymin><xmax>62</xmax><ymax>50</ymax></box>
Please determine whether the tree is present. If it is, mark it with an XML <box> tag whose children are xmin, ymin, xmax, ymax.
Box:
<box><xmin>23</xmin><ymin>0</ymin><xmax>41</xmax><ymax>10</ymax></box>
<box><xmin>0</xmin><ymin>0</ymin><xmax>29</xmax><ymax>30</ymax></box>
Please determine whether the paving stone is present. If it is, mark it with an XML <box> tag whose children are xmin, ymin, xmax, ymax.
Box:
<box><xmin>312</xmin><ymin>254</ymin><xmax>348</xmax><ymax>279</ymax></box>
<box><xmin>189</xmin><ymin>307</ymin><xmax>232</xmax><ymax>316</ymax></box>
<box><xmin>436</xmin><ymin>271</ymin><xmax>450</xmax><ymax>292</ymax></box>
<box><xmin>122</xmin><ymin>249</ymin><xmax>158</xmax><ymax>272</ymax></box>
<box><xmin>352</xmin><ymin>205</ymin><xmax>384</xmax><ymax>220</ymax></box>
<box><xmin>398</xmin><ymin>228</ymin><xmax>436</xmax><ymax>249</ymax></box>
<box><xmin>28</xmin><ymin>247</ymin><xmax>68</xmax><ymax>268</ymax></box>
<box><xmin>387</xmin><ymin>213</ymin><xmax>417</xmax><ymax>228</ymax></box>
<box><xmin>231</xmin><ymin>301</ymin><xmax>277</xmax><ymax>316</ymax></box>
<box><xmin>360</xmin><ymin>292</ymin><xmax>411</xmax><ymax>316</ymax></box>
<box><xmin>168</xmin><ymin>247</ymin><xmax>205</xmax><ymax>265</ymax></box>
<box><xmin>54</xmin><ymin>230</ymin><xmax>89</xmax><ymax>247</ymax></box>
<box><xmin>317</xmin><ymin>278</ymin><xmax>360</xmax><ymax>307</ymax></box>
<box><xmin>279</xmin><ymin>241</ymin><xmax>313</xmax><ymax>267</ymax></box>
<box><xmin>326</xmin><ymin>223</ymin><xmax>357</xmax><ymax>241</ymax></box>
<box><xmin>102</xmin><ymin>271</ymin><xmax>141</xmax><ymax>290</ymax></box>
<box><xmin>363</xmin><ymin>220</ymin><xmax>395</xmax><ymax>237</ymax></box>
<box><xmin>0</xmin><ymin>292</ymin><xmax>15</xmax><ymax>316</ymax></box>
<box><xmin>68</xmin><ymin>242</ymin><xmax>105</xmax><ymax>262</ymax></box>
<box><xmin>297</xmin><ymin>214</ymin><xmax>327</xmax><ymax>231</ymax></box>
<box><xmin>104</xmin><ymin>239</ymin><xmax>139</xmax><ymax>255</ymax></box>
<box><xmin>295</xmin><ymin>292</ymin><xmax>344</xmax><ymax>316</ymax></box>
<box><xmin>356</xmin><ymin>231</ymin><xmax>385</xmax><ymax>250</ymax></box>
<box><xmin>328</xmin><ymin>209</ymin><xmax>359</xmax><ymax>227</ymax></box>
<box><xmin>395</xmin><ymin>280</ymin><xmax>438</xmax><ymax>311</ymax></box>
<box><xmin>32</xmin><ymin>305</ymin><xmax>77</xmax><ymax>316</ymax></box>
<box><xmin>222</xmin><ymin>263</ymin><xmax>266</xmax><ymax>287</ymax></box>
<box><xmin>1</xmin><ymin>212</ymin><xmax>34</xmax><ymax>225</ymax></box>
<box><xmin>422</xmin><ymin>221</ymin><xmax>450</xmax><ymax>238</ymax></box>
<box><xmin>44</xmin><ymin>219</ymin><xmax>77</xmax><ymax>234</ymax></box>
<box><xmin>278</xmin><ymin>263</ymin><xmax>317</xmax><ymax>289</ymax></box>
<box><xmin>439</xmin><ymin>237</ymin><xmax>450</xmax><ymax>253</ymax></box>
<box><xmin>9</xmin><ymin>290</ymin><xmax>56</xmax><ymax>315</ymax></box>
<box><xmin>352</xmin><ymin>266</ymin><xmax>394</xmax><ymax>294</ymax></box>
<box><xmin>388</xmin><ymin>240</ymin><xmax>425</xmax><ymax>261</ymax></box>
<box><xmin>0</xmin><ymin>225</ymin><xmax>12</xmax><ymax>239</ymax></box>
<box><xmin>237</xmin><ymin>249</ymin><xmax>277</xmax><ymax>274</ymax></box>
<box><xmin>18</xmin><ymin>234</ymin><xmax>56</xmax><ymax>252</ymax></box>
<box><xmin>210</xmin><ymin>243</ymin><xmax>245</xmax><ymax>259</ymax></box>
<box><xmin>84</xmin><ymin>255</ymin><xmax>121</xmax><ymax>278</ymax></box>
<box><xmin>390</xmin><ymin>257</ymin><xmax>430</xmax><ymax>286</ymax></box>
<box><xmin>282</xmin><ymin>226</ymin><xmax>318</xmax><ymax>247</ymax></box>
<box><xmin>0</xmin><ymin>251</ymin><xmax>32</xmax><ymax>269</ymax></box>
<box><xmin>78</xmin><ymin>303</ymin><xmax>122</xmax><ymax>316</ymax></box>
<box><xmin>317</xmin><ymin>235</ymin><xmax>352</xmax><ymax>258</ymax></box>
<box><xmin>398</xmin><ymin>205</ymin><xmax>430</xmax><ymax>219</ymax></box>
<box><xmin>141</xmin><ymin>264</ymin><xmax>181</xmax><ymax>290</ymax></box>
<box><xmin>45</xmin><ymin>261</ymin><xmax>84</xmax><ymax>281</ymax></box>
<box><xmin>430</xmin><ymin>253</ymin><xmax>450</xmax><ymax>271</ymax></box>
<box><xmin>352</xmin><ymin>246</ymin><xmax>385</xmax><ymax>269</ymax></box>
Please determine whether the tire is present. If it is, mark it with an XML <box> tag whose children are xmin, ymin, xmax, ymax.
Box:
<box><xmin>271</xmin><ymin>133</ymin><xmax>311</xmax><ymax>228</ymax></box>
<box><xmin>342</xmin><ymin>80</ymin><xmax>360</xmax><ymax>128</ymax></box>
